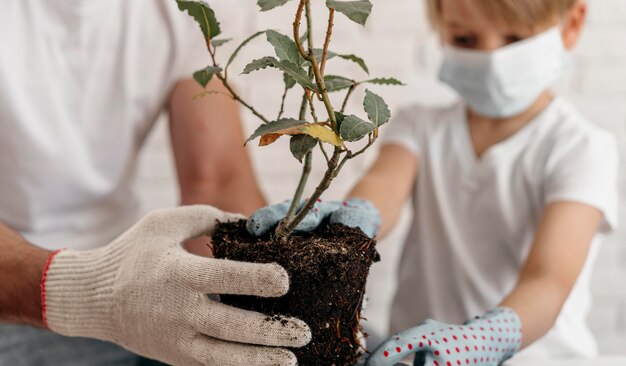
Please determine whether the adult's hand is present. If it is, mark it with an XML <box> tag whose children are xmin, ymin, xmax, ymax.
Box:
<box><xmin>43</xmin><ymin>205</ymin><xmax>311</xmax><ymax>366</ymax></box>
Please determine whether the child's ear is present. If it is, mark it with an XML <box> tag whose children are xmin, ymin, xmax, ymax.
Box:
<box><xmin>561</xmin><ymin>0</ymin><xmax>587</xmax><ymax>50</ymax></box>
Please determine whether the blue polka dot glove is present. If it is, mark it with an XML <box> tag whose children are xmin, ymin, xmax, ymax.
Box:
<box><xmin>246</xmin><ymin>198</ymin><xmax>381</xmax><ymax>238</ymax></box>
<box><xmin>366</xmin><ymin>307</ymin><xmax>522</xmax><ymax>366</ymax></box>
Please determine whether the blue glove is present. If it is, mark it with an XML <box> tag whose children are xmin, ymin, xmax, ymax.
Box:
<box><xmin>246</xmin><ymin>198</ymin><xmax>381</xmax><ymax>238</ymax></box>
<box><xmin>366</xmin><ymin>307</ymin><xmax>522</xmax><ymax>366</ymax></box>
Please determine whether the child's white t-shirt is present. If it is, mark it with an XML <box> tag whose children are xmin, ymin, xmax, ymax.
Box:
<box><xmin>382</xmin><ymin>98</ymin><xmax>619</xmax><ymax>360</ymax></box>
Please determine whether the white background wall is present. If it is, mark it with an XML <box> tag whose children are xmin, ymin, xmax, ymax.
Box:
<box><xmin>137</xmin><ymin>0</ymin><xmax>626</xmax><ymax>354</ymax></box>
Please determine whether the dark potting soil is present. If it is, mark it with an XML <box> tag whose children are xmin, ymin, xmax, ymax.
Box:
<box><xmin>212</xmin><ymin>220</ymin><xmax>380</xmax><ymax>366</ymax></box>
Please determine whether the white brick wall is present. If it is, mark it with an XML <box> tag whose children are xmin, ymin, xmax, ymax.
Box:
<box><xmin>137</xmin><ymin>0</ymin><xmax>626</xmax><ymax>354</ymax></box>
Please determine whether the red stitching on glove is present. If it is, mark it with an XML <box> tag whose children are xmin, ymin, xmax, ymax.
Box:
<box><xmin>41</xmin><ymin>249</ymin><xmax>64</xmax><ymax>329</ymax></box>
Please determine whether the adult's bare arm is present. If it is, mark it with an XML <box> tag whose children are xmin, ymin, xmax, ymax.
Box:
<box><xmin>169</xmin><ymin>78</ymin><xmax>266</xmax><ymax>216</ymax></box>
<box><xmin>0</xmin><ymin>222</ymin><xmax>50</xmax><ymax>327</ymax></box>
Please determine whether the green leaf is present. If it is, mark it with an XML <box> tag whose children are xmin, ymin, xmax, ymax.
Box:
<box><xmin>284</xmin><ymin>73</ymin><xmax>297</xmax><ymax>90</ymax></box>
<box><xmin>323</xmin><ymin>75</ymin><xmax>354</xmax><ymax>92</ymax></box>
<box><xmin>334</xmin><ymin>111</ymin><xmax>346</xmax><ymax>131</ymax></box>
<box><xmin>242</xmin><ymin>57</ymin><xmax>317</xmax><ymax>91</ymax></box>
<box><xmin>326</xmin><ymin>0</ymin><xmax>373</xmax><ymax>26</ymax></box>
<box><xmin>290</xmin><ymin>135</ymin><xmax>317</xmax><ymax>162</ymax></box>
<box><xmin>258</xmin><ymin>0</ymin><xmax>291</xmax><ymax>11</ymax></box>
<box><xmin>242</xmin><ymin>56</ymin><xmax>278</xmax><ymax>74</ymax></box>
<box><xmin>211</xmin><ymin>38</ymin><xmax>232</xmax><ymax>47</ymax></box>
<box><xmin>246</xmin><ymin>118</ymin><xmax>305</xmax><ymax>144</ymax></box>
<box><xmin>226</xmin><ymin>30</ymin><xmax>267</xmax><ymax>71</ymax></box>
<box><xmin>364</xmin><ymin>77</ymin><xmax>405</xmax><ymax>86</ymax></box>
<box><xmin>277</xmin><ymin>60</ymin><xmax>317</xmax><ymax>90</ymax></box>
<box><xmin>340</xmin><ymin>114</ymin><xmax>374</xmax><ymax>141</ymax></box>
<box><xmin>363</xmin><ymin>89</ymin><xmax>390</xmax><ymax>127</ymax></box>
<box><xmin>266</xmin><ymin>30</ymin><xmax>303</xmax><ymax>66</ymax></box>
<box><xmin>176</xmin><ymin>1</ymin><xmax>221</xmax><ymax>41</ymax></box>
<box><xmin>193</xmin><ymin>65</ymin><xmax>222</xmax><ymax>88</ymax></box>
<box><xmin>311</xmin><ymin>49</ymin><xmax>337</xmax><ymax>60</ymax></box>
<box><xmin>338</xmin><ymin>54</ymin><xmax>369</xmax><ymax>74</ymax></box>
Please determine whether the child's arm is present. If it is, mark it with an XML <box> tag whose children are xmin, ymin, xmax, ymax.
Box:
<box><xmin>346</xmin><ymin>144</ymin><xmax>418</xmax><ymax>237</ymax></box>
<box><xmin>367</xmin><ymin>201</ymin><xmax>603</xmax><ymax>366</ymax></box>
<box><xmin>500</xmin><ymin>201</ymin><xmax>602</xmax><ymax>347</ymax></box>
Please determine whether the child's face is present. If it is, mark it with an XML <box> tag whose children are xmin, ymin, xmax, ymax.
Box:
<box><xmin>438</xmin><ymin>0</ymin><xmax>584</xmax><ymax>51</ymax></box>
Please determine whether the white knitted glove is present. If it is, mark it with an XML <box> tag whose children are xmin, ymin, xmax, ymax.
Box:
<box><xmin>42</xmin><ymin>205</ymin><xmax>311</xmax><ymax>366</ymax></box>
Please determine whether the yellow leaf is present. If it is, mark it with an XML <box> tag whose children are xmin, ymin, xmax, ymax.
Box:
<box><xmin>303</xmin><ymin>125</ymin><xmax>343</xmax><ymax>147</ymax></box>
<box><xmin>259</xmin><ymin>133</ymin><xmax>282</xmax><ymax>146</ymax></box>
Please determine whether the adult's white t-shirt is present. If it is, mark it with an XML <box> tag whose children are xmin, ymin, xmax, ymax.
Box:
<box><xmin>382</xmin><ymin>98</ymin><xmax>619</xmax><ymax>360</ymax></box>
<box><xmin>0</xmin><ymin>0</ymin><xmax>207</xmax><ymax>250</ymax></box>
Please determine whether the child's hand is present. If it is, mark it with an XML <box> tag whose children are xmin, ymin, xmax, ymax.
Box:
<box><xmin>246</xmin><ymin>198</ymin><xmax>380</xmax><ymax>238</ymax></box>
<box><xmin>366</xmin><ymin>308</ymin><xmax>522</xmax><ymax>366</ymax></box>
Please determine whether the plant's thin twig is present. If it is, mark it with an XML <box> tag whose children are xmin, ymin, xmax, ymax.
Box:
<box><xmin>320</xmin><ymin>9</ymin><xmax>334</xmax><ymax>75</ymax></box>
<box><xmin>285</xmin><ymin>152</ymin><xmax>312</xmax><ymax>221</ymax></box>
<box><xmin>205</xmin><ymin>34</ymin><xmax>271</xmax><ymax>124</ymax></box>
<box><xmin>277</xmin><ymin>85</ymin><xmax>289</xmax><ymax>119</ymax></box>
<box><xmin>334</xmin><ymin>134</ymin><xmax>376</xmax><ymax>179</ymax></box>
<box><xmin>294</xmin><ymin>0</ymin><xmax>337</xmax><ymax>131</ymax></box>
<box><xmin>215</xmin><ymin>74</ymin><xmax>271</xmax><ymax>124</ymax></box>
<box><xmin>306</xmin><ymin>90</ymin><xmax>319</xmax><ymax>123</ymax></box>
<box><xmin>340</xmin><ymin>83</ymin><xmax>357</xmax><ymax>113</ymax></box>
<box><xmin>350</xmin><ymin>134</ymin><xmax>376</xmax><ymax>160</ymax></box>
<box><xmin>318</xmin><ymin>141</ymin><xmax>330</xmax><ymax>164</ymax></box>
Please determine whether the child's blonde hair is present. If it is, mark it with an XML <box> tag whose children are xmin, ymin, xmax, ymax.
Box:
<box><xmin>426</xmin><ymin>0</ymin><xmax>579</xmax><ymax>31</ymax></box>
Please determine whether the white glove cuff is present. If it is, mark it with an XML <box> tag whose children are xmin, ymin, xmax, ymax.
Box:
<box><xmin>43</xmin><ymin>246</ymin><xmax>123</xmax><ymax>341</ymax></box>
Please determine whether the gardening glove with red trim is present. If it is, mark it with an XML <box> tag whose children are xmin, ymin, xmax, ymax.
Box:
<box><xmin>247</xmin><ymin>198</ymin><xmax>381</xmax><ymax>238</ymax></box>
<box><xmin>42</xmin><ymin>205</ymin><xmax>311</xmax><ymax>366</ymax></box>
<box><xmin>366</xmin><ymin>307</ymin><xmax>522</xmax><ymax>366</ymax></box>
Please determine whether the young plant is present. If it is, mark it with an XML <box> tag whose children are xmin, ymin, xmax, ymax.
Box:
<box><xmin>178</xmin><ymin>0</ymin><xmax>402</xmax><ymax>240</ymax></box>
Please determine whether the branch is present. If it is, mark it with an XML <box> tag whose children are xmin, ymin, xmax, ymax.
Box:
<box><xmin>340</xmin><ymin>83</ymin><xmax>357</xmax><ymax>113</ymax></box>
<box><xmin>306</xmin><ymin>90</ymin><xmax>319</xmax><ymax>122</ymax></box>
<box><xmin>215</xmin><ymin>74</ymin><xmax>271</xmax><ymax>124</ymax></box>
<box><xmin>294</xmin><ymin>0</ymin><xmax>338</xmax><ymax>132</ymax></box>
<box><xmin>335</xmin><ymin>134</ymin><xmax>376</xmax><ymax>177</ymax></box>
<box><xmin>277</xmin><ymin>85</ymin><xmax>289</xmax><ymax>119</ymax></box>
<box><xmin>319</xmin><ymin>141</ymin><xmax>331</xmax><ymax>164</ymax></box>
<box><xmin>205</xmin><ymin>33</ymin><xmax>271</xmax><ymax>124</ymax></box>
<box><xmin>320</xmin><ymin>9</ymin><xmax>335</xmax><ymax>75</ymax></box>
<box><xmin>277</xmin><ymin>147</ymin><xmax>344</xmax><ymax>237</ymax></box>
<box><xmin>282</xmin><ymin>66</ymin><xmax>314</xmax><ymax>231</ymax></box>
<box><xmin>285</xmin><ymin>152</ymin><xmax>312</xmax><ymax>221</ymax></box>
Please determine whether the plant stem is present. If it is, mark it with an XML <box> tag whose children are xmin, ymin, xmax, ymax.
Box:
<box><xmin>305</xmin><ymin>67</ymin><xmax>319</xmax><ymax>122</ymax></box>
<box><xmin>334</xmin><ymin>134</ymin><xmax>376</xmax><ymax>180</ymax></box>
<box><xmin>276</xmin><ymin>0</ymin><xmax>361</xmax><ymax>239</ymax></box>
<box><xmin>280</xmin><ymin>25</ymin><xmax>316</xmax><ymax>231</ymax></box>
<box><xmin>215</xmin><ymin>73</ymin><xmax>271</xmax><ymax>124</ymax></box>
<box><xmin>281</xmin><ymin>90</ymin><xmax>312</xmax><ymax>221</ymax></box>
<box><xmin>205</xmin><ymin>37</ymin><xmax>271</xmax><ymax>124</ymax></box>
<box><xmin>294</xmin><ymin>0</ymin><xmax>337</xmax><ymax>132</ymax></box>
<box><xmin>306</xmin><ymin>90</ymin><xmax>319</xmax><ymax>122</ymax></box>
<box><xmin>320</xmin><ymin>9</ymin><xmax>335</xmax><ymax>75</ymax></box>
<box><xmin>319</xmin><ymin>141</ymin><xmax>330</xmax><ymax>164</ymax></box>
<box><xmin>284</xmin><ymin>151</ymin><xmax>312</xmax><ymax>221</ymax></box>
<box><xmin>341</xmin><ymin>83</ymin><xmax>357</xmax><ymax>113</ymax></box>
<box><xmin>277</xmin><ymin>147</ymin><xmax>343</xmax><ymax>237</ymax></box>
<box><xmin>277</xmin><ymin>85</ymin><xmax>289</xmax><ymax>119</ymax></box>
